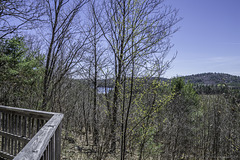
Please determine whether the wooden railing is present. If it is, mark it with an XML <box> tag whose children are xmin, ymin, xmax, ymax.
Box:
<box><xmin>0</xmin><ymin>105</ymin><xmax>63</xmax><ymax>160</ymax></box>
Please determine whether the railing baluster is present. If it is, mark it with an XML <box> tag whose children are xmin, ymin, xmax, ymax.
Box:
<box><xmin>1</xmin><ymin>112</ymin><xmax>5</xmax><ymax>151</ymax></box>
<box><xmin>22</xmin><ymin>116</ymin><xmax>26</xmax><ymax>138</ymax></box>
<box><xmin>6</xmin><ymin>136</ymin><xmax>9</xmax><ymax>153</ymax></box>
<box><xmin>47</xmin><ymin>144</ymin><xmax>50</xmax><ymax>160</ymax></box>
<box><xmin>7</xmin><ymin>113</ymin><xmax>10</xmax><ymax>153</ymax></box>
<box><xmin>6</xmin><ymin>113</ymin><xmax>9</xmax><ymax>133</ymax></box>
<box><xmin>4</xmin><ymin>137</ymin><xmax>7</xmax><ymax>152</ymax></box>
<box><xmin>0</xmin><ymin>112</ymin><xmax>1</xmax><ymax>152</ymax></box>
<box><xmin>44</xmin><ymin>146</ymin><xmax>47</xmax><ymax>160</ymax></box>
<box><xmin>17</xmin><ymin>115</ymin><xmax>21</xmax><ymax>154</ymax></box>
<box><xmin>10</xmin><ymin>113</ymin><xmax>13</xmax><ymax>134</ymax></box>
<box><xmin>0</xmin><ymin>112</ymin><xmax>2</xmax><ymax>131</ymax></box>
<box><xmin>5</xmin><ymin>112</ymin><xmax>7</xmax><ymax>152</ymax></box>
<box><xmin>37</xmin><ymin>119</ymin><xmax>40</xmax><ymax>132</ymax></box>
<box><xmin>55</xmin><ymin>121</ymin><xmax>62</xmax><ymax>160</ymax></box>
<box><xmin>11</xmin><ymin>113</ymin><xmax>14</xmax><ymax>155</ymax></box>
<box><xmin>41</xmin><ymin>119</ymin><xmax>44</xmax><ymax>128</ymax></box>
<box><xmin>14</xmin><ymin>139</ymin><xmax>17</xmax><ymax>156</ymax></box>
<box><xmin>14</xmin><ymin>114</ymin><xmax>17</xmax><ymax>156</ymax></box>
<box><xmin>30</xmin><ymin>117</ymin><xmax>36</xmax><ymax>137</ymax></box>
<box><xmin>8</xmin><ymin>112</ymin><xmax>10</xmax><ymax>152</ymax></box>
<box><xmin>28</xmin><ymin>116</ymin><xmax>31</xmax><ymax>138</ymax></box>
<box><xmin>14</xmin><ymin>115</ymin><xmax>17</xmax><ymax>135</ymax></box>
<box><xmin>51</xmin><ymin>135</ymin><xmax>55</xmax><ymax>160</ymax></box>
<box><xmin>17</xmin><ymin>140</ymin><xmax>20</xmax><ymax>154</ymax></box>
<box><xmin>18</xmin><ymin>115</ymin><xmax>21</xmax><ymax>136</ymax></box>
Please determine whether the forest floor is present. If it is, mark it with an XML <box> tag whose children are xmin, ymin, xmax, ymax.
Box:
<box><xmin>61</xmin><ymin>130</ymin><xmax>122</xmax><ymax>160</ymax></box>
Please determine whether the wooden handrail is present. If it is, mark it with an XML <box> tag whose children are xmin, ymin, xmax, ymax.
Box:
<box><xmin>0</xmin><ymin>105</ymin><xmax>64</xmax><ymax>160</ymax></box>
<box><xmin>0</xmin><ymin>105</ymin><xmax>53</xmax><ymax>119</ymax></box>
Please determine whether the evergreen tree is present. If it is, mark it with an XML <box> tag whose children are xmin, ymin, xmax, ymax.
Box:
<box><xmin>0</xmin><ymin>36</ymin><xmax>43</xmax><ymax>107</ymax></box>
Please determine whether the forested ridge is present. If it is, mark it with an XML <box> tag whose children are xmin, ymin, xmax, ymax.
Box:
<box><xmin>0</xmin><ymin>0</ymin><xmax>239</xmax><ymax>159</ymax></box>
<box><xmin>183</xmin><ymin>73</ymin><xmax>240</xmax><ymax>86</ymax></box>
<box><xmin>97</xmin><ymin>73</ymin><xmax>240</xmax><ymax>88</ymax></box>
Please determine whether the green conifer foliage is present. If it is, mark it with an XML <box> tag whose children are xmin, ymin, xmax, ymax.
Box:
<box><xmin>0</xmin><ymin>36</ymin><xmax>44</xmax><ymax>107</ymax></box>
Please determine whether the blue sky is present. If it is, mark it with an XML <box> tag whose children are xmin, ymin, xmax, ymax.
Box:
<box><xmin>164</xmin><ymin>0</ymin><xmax>240</xmax><ymax>78</ymax></box>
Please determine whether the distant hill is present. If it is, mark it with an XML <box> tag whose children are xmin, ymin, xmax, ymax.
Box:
<box><xmin>181</xmin><ymin>73</ymin><xmax>240</xmax><ymax>86</ymax></box>
<box><xmin>81</xmin><ymin>72</ymin><xmax>240</xmax><ymax>88</ymax></box>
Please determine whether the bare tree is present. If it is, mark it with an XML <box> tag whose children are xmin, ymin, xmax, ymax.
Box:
<box><xmin>84</xmin><ymin>0</ymin><xmax>107</xmax><ymax>146</ymax></box>
<box><xmin>41</xmin><ymin>0</ymin><xmax>89</xmax><ymax>110</ymax></box>
<box><xmin>0</xmin><ymin>0</ymin><xmax>44</xmax><ymax>39</ymax></box>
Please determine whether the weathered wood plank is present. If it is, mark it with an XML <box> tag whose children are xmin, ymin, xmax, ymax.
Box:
<box><xmin>0</xmin><ymin>150</ymin><xmax>15</xmax><ymax>159</ymax></box>
<box><xmin>13</xmin><ymin>113</ymin><xmax>63</xmax><ymax>160</ymax></box>
<box><xmin>0</xmin><ymin>131</ymin><xmax>30</xmax><ymax>143</ymax></box>
<box><xmin>0</xmin><ymin>105</ymin><xmax>53</xmax><ymax>119</ymax></box>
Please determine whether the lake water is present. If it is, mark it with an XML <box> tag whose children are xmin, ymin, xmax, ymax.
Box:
<box><xmin>97</xmin><ymin>87</ymin><xmax>113</xmax><ymax>94</ymax></box>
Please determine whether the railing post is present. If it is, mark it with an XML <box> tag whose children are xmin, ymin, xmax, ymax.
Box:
<box><xmin>55</xmin><ymin>121</ymin><xmax>62</xmax><ymax>160</ymax></box>
<box><xmin>51</xmin><ymin>134</ymin><xmax>55</xmax><ymax>160</ymax></box>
